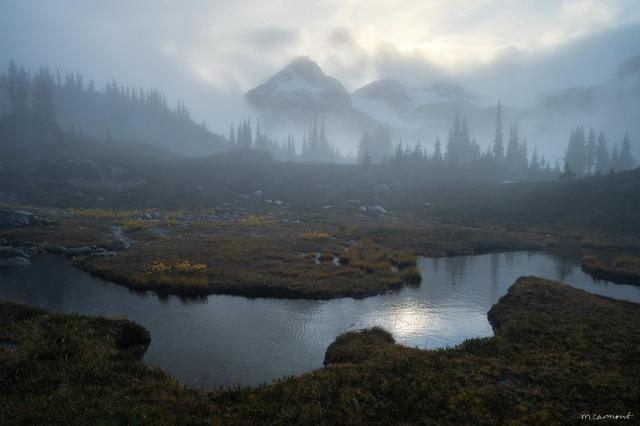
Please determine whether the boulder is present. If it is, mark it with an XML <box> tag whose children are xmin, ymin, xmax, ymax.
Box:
<box><xmin>368</xmin><ymin>205</ymin><xmax>388</xmax><ymax>215</ymax></box>
<box><xmin>0</xmin><ymin>238</ymin><xmax>7</xmax><ymax>245</ymax></box>
<box><xmin>45</xmin><ymin>246</ymin><xmax>67</xmax><ymax>254</ymax></box>
<box><xmin>0</xmin><ymin>246</ymin><xmax>30</xmax><ymax>259</ymax></box>
<box><xmin>0</xmin><ymin>210</ymin><xmax>36</xmax><ymax>228</ymax></box>
<box><xmin>64</xmin><ymin>247</ymin><xmax>93</xmax><ymax>257</ymax></box>
<box><xmin>91</xmin><ymin>250</ymin><xmax>116</xmax><ymax>258</ymax></box>
<box><xmin>0</xmin><ymin>257</ymin><xmax>31</xmax><ymax>268</ymax></box>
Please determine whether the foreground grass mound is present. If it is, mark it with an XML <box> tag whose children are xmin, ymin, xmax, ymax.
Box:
<box><xmin>1</xmin><ymin>277</ymin><xmax>639</xmax><ymax>424</ymax></box>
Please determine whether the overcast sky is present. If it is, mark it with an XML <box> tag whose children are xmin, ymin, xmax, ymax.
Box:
<box><xmin>1</xmin><ymin>0</ymin><xmax>639</xmax><ymax>129</ymax></box>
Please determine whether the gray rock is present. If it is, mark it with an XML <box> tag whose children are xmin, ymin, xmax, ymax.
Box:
<box><xmin>0</xmin><ymin>210</ymin><xmax>34</xmax><ymax>228</ymax></box>
<box><xmin>0</xmin><ymin>257</ymin><xmax>31</xmax><ymax>268</ymax></box>
<box><xmin>20</xmin><ymin>246</ymin><xmax>38</xmax><ymax>255</ymax></box>
<box><xmin>0</xmin><ymin>238</ymin><xmax>7</xmax><ymax>245</ymax></box>
<box><xmin>45</xmin><ymin>246</ymin><xmax>67</xmax><ymax>254</ymax></box>
<box><xmin>368</xmin><ymin>205</ymin><xmax>388</xmax><ymax>215</ymax></box>
<box><xmin>91</xmin><ymin>250</ymin><xmax>116</xmax><ymax>258</ymax></box>
<box><xmin>0</xmin><ymin>246</ymin><xmax>30</xmax><ymax>259</ymax></box>
<box><xmin>64</xmin><ymin>247</ymin><xmax>93</xmax><ymax>257</ymax></box>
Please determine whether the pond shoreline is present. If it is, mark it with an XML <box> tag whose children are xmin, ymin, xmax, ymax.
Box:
<box><xmin>2</xmin><ymin>277</ymin><xmax>639</xmax><ymax>424</ymax></box>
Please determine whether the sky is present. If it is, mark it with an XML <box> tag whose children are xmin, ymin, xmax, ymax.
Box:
<box><xmin>1</xmin><ymin>0</ymin><xmax>639</xmax><ymax>130</ymax></box>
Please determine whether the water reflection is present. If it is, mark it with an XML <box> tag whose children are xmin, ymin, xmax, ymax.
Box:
<box><xmin>1</xmin><ymin>250</ymin><xmax>640</xmax><ymax>388</ymax></box>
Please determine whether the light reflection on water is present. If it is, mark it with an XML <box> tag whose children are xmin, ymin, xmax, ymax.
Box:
<box><xmin>1</xmin><ymin>249</ymin><xmax>639</xmax><ymax>388</ymax></box>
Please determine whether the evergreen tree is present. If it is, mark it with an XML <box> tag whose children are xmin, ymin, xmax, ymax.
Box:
<box><xmin>506</xmin><ymin>122</ymin><xmax>519</xmax><ymax>167</ymax></box>
<box><xmin>518</xmin><ymin>138</ymin><xmax>528</xmax><ymax>171</ymax></box>
<box><xmin>357</xmin><ymin>129</ymin><xmax>370</xmax><ymax>164</ymax></box>
<box><xmin>559</xmin><ymin>162</ymin><xmax>576</xmax><ymax>181</ymax></box>
<box><xmin>595</xmin><ymin>130</ymin><xmax>609</xmax><ymax>173</ymax></box>
<box><xmin>362</xmin><ymin>151</ymin><xmax>371</xmax><ymax>166</ymax></box>
<box><xmin>432</xmin><ymin>137</ymin><xmax>443</xmax><ymax>163</ymax></box>
<box><xmin>530</xmin><ymin>146</ymin><xmax>540</xmax><ymax>172</ymax></box>
<box><xmin>610</xmin><ymin>143</ymin><xmax>620</xmax><ymax>171</ymax></box>
<box><xmin>565</xmin><ymin>126</ymin><xmax>587</xmax><ymax>177</ymax></box>
<box><xmin>492</xmin><ymin>100</ymin><xmax>504</xmax><ymax>160</ymax></box>
<box><xmin>229</xmin><ymin>123</ymin><xmax>236</xmax><ymax>145</ymax></box>
<box><xmin>394</xmin><ymin>142</ymin><xmax>403</xmax><ymax>161</ymax></box>
<box><xmin>585</xmin><ymin>128</ymin><xmax>597</xmax><ymax>175</ymax></box>
<box><xmin>7</xmin><ymin>60</ymin><xmax>29</xmax><ymax>114</ymax></box>
<box><xmin>618</xmin><ymin>131</ymin><xmax>635</xmax><ymax>170</ymax></box>
<box><xmin>32</xmin><ymin>66</ymin><xmax>56</xmax><ymax>127</ymax></box>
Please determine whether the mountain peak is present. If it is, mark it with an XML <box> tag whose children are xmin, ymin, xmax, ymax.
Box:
<box><xmin>245</xmin><ymin>57</ymin><xmax>351</xmax><ymax>111</ymax></box>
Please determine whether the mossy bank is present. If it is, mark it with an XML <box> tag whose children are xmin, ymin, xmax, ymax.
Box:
<box><xmin>1</xmin><ymin>276</ymin><xmax>639</xmax><ymax>424</ymax></box>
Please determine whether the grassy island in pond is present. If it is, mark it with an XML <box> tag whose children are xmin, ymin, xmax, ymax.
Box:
<box><xmin>1</xmin><ymin>207</ymin><xmax>555</xmax><ymax>299</ymax></box>
<box><xmin>582</xmin><ymin>254</ymin><xmax>640</xmax><ymax>285</ymax></box>
<box><xmin>1</xmin><ymin>277</ymin><xmax>639</xmax><ymax>425</ymax></box>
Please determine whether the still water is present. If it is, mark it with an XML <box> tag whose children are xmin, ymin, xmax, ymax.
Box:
<box><xmin>1</xmin><ymin>249</ymin><xmax>639</xmax><ymax>388</ymax></box>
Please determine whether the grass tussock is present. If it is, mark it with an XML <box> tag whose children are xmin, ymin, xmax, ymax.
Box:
<box><xmin>2</xmin><ymin>278</ymin><xmax>639</xmax><ymax>424</ymax></box>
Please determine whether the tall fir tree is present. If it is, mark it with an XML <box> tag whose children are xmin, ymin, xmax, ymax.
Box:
<box><xmin>432</xmin><ymin>137</ymin><xmax>443</xmax><ymax>163</ymax></box>
<box><xmin>565</xmin><ymin>126</ymin><xmax>587</xmax><ymax>177</ymax></box>
<box><xmin>595</xmin><ymin>130</ymin><xmax>609</xmax><ymax>174</ymax></box>
<box><xmin>585</xmin><ymin>128</ymin><xmax>597</xmax><ymax>175</ymax></box>
<box><xmin>7</xmin><ymin>60</ymin><xmax>29</xmax><ymax>114</ymax></box>
<box><xmin>618</xmin><ymin>131</ymin><xmax>635</xmax><ymax>170</ymax></box>
<box><xmin>492</xmin><ymin>100</ymin><xmax>504</xmax><ymax>160</ymax></box>
<box><xmin>506</xmin><ymin>122</ymin><xmax>519</xmax><ymax>167</ymax></box>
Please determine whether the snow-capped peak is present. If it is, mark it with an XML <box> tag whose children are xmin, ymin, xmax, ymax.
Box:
<box><xmin>245</xmin><ymin>57</ymin><xmax>351</xmax><ymax>111</ymax></box>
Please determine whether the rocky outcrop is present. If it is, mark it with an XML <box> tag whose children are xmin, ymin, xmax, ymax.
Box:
<box><xmin>0</xmin><ymin>257</ymin><xmax>31</xmax><ymax>268</ymax></box>
<box><xmin>0</xmin><ymin>209</ymin><xmax>47</xmax><ymax>228</ymax></box>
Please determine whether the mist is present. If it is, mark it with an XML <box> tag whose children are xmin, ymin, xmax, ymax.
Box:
<box><xmin>2</xmin><ymin>0</ymin><xmax>639</xmax><ymax>161</ymax></box>
<box><xmin>2</xmin><ymin>2</ymin><xmax>640</xmax><ymax>423</ymax></box>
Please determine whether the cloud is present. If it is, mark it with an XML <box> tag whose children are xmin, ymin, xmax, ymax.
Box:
<box><xmin>1</xmin><ymin>0</ymin><xmax>639</xmax><ymax>130</ymax></box>
<box><xmin>242</xmin><ymin>27</ymin><xmax>301</xmax><ymax>51</ymax></box>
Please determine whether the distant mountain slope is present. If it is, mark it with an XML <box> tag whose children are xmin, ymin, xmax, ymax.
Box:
<box><xmin>516</xmin><ymin>53</ymin><xmax>640</xmax><ymax>158</ymax></box>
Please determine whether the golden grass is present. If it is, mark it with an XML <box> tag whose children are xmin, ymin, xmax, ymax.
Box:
<box><xmin>144</xmin><ymin>260</ymin><xmax>209</xmax><ymax>275</ymax></box>
<box><xmin>300</xmin><ymin>231</ymin><xmax>331</xmax><ymax>241</ymax></box>
<box><xmin>240</xmin><ymin>214</ymin><xmax>271</xmax><ymax>226</ymax></box>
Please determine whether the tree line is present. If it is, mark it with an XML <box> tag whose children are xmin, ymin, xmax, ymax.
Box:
<box><xmin>0</xmin><ymin>60</ymin><xmax>227</xmax><ymax>155</ymax></box>
<box><xmin>363</xmin><ymin>99</ymin><xmax>636</xmax><ymax>182</ymax></box>
<box><xmin>228</xmin><ymin>116</ymin><xmax>349</xmax><ymax>163</ymax></box>
<box><xmin>564</xmin><ymin>126</ymin><xmax>635</xmax><ymax>178</ymax></box>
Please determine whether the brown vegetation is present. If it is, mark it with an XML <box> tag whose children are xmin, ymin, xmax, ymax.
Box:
<box><xmin>2</xmin><ymin>277</ymin><xmax>639</xmax><ymax>424</ymax></box>
<box><xmin>582</xmin><ymin>254</ymin><xmax>640</xmax><ymax>285</ymax></box>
